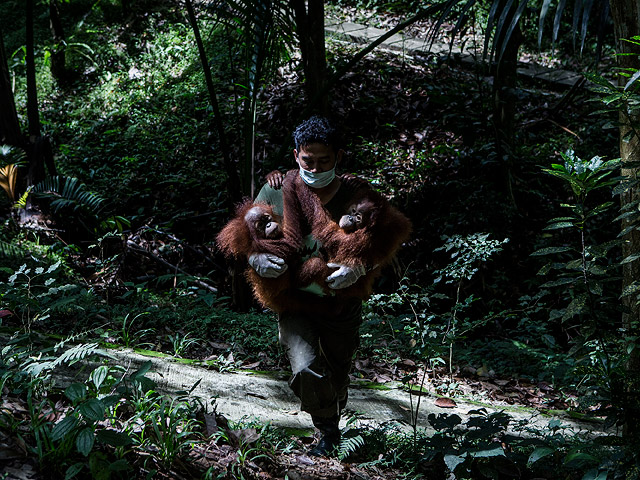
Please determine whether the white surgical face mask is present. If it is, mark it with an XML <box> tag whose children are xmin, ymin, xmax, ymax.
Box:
<box><xmin>299</xmin><ymin>166</ymin><xmax>336</xmax><ymax>188</ymax></box>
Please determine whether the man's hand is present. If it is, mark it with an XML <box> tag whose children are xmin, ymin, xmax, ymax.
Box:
<box><xmin>266</xmin><ymin>170</ymin><xmax>285</xmax><ymax>189</ymax></box>
<box><xmin>249</xmin><ymin>253</ymin><xmax>288</xmax><ymax>278</ymax></box>
<box><xmin>326</xmin><ymin>263</ymin><xmax>366</xmax><ymax>289</ymax></box>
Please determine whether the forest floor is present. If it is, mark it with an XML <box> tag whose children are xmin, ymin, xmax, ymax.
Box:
<box><xmin>0</xmin><ymin>341</ymin><xmax>611</xmax><ymax>480</ymax></box>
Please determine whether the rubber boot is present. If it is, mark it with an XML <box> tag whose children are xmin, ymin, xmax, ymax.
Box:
<box><xmin>309</xmin><ymin>414</ymin><xmax>341</xmax><ymax>457</ymax></box>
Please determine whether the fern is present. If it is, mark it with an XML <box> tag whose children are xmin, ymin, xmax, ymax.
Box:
<box><xmin>54</xmin><ymin>328</ymin><xmax>95</xmax><ymax>352</ymax></box>
<box><xmin>23</xmin><ymin>342</ymin><xmax>104</xmax><ymax>377</ymax></box>
<box><xmin>53</xmin><ymin>342</ymin><xmax>102</xmax><ymax>366</ymax></box>
<box><xmin>0</xmin><ymin>239</ymin><xmax>24</xmax><ymax>259</ymax></box>
<box><xmin>337</xmin><ymin>434</ymin><xmax>365</xmax><ymax>460</ymax></box>
<box><xmin>13</xmin><ymin>186</ymin><xmax>31</xmax><ymax>209</ymax></box>
<box><xmin>33</xmin><ymin>176</ymin><xmax>105</xmax><ymax>216</ymax></box>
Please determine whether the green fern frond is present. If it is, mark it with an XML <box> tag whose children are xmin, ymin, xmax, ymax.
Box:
<box><xmin>0</xmin><ymin>239</ymin><xmax>24</xmax><ymax>259</ymax></box>
<box><xmin>54</xmin><ymin>328</ymin><xmax>97</xmax><ymax>352</ymax></box>
<box><xmin>13</xmin><ymin>186</ymin><xmax>31</xmax><ymax>209</ymax></box>
<box><xmin>33</xmin><ymin>176</ymin><xmax>105</xmax><ymax>216</ymax></box>
<box><xmin>22</xmin><ymin>342</ymin><xmax>104</xmax><ymax>378</ymax></box>
<box><xmin>337</xmin><ymin>434</ymin><xmax>365</xmax><ymax>460</ymax></box>
<box><xmin>53</xmin><ymin>342</ymin><xmax>102</xmax><ymax>366</ymax></box>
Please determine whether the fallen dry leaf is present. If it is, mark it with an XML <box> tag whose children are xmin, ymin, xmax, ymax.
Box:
<box><xmin>435</xmin><ymin>397</ymin><xmax>457</xmax><ymax>408</ymax></box>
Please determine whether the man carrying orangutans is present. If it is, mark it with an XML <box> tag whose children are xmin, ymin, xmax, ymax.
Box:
<box><xmin>249</xmin><ymin>115</ymin><xmax>411</xmax><ymax>457</ymax></box>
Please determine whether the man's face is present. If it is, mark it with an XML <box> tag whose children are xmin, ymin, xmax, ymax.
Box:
<box><xmin>294</xmin><ymin>143</ymin><xmax>343</xmax><ymax>173</ymax></box>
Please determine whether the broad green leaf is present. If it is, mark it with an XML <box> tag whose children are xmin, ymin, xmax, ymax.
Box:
<box><xmin>79</xmin><ymin>398</ymin><xmax>105</xmax><ymax>422</ymax></box>
<box><xmin>541</xmin><ymin>277</ymin><xmax>576</xmax><ymax>288</ymax></box>
<box><xmin>76</xmin><ymin>426</ymin><xmax>95</xmax><ymax>456</ymax></box>
<box><xmin>470</xmin><ymin>445</ymin><xmax>505</xmax><ymax>457</ymax></box>
<box><xmin>65</xmin><ymin>383</ymin><xmax>87</xmax><ymax>403</ymax></box>
<box><xmin>601</xmin><ymin>92</ymin><xmax>624</xmax><ymax>105</ymax></box>
<box><xmin>564</xmin><ymin>451</ymin><xmax>598</xmax><ymax>468</ymax></box>
<box><xmin>625</xmin><ymin>69</ymin><xmax>640</xmax><ymax>91</ymax></box>
<box><xmin>582</xmin><ymin>468</ymin><xmax>608</xmax><ymax>480</ymax></box>
<box><xmin>589</xmin><ymin>281</ymin><xmax>603</xmax><ymax>295</ymax></box>
<box><xmin>537</xmin><ymin>263</ymin><xmax>553</xmax><ymax>275</ymax></box>
<box><xmin>623</xmin><ymin>129</ymin><xmax>638</xmax><ymax>144</ymax></box>
<box><xmin>621</xmin><ymin>253</ymin><xmax>640</xmax><ymax>265</ymax></box>
<box><xmin>587</xmin><ymin>240</ymin><xmax>619</xmax><ymax>257</ymax></box>
<box><xmin>613</xmin><ymin>210</ymin><xmax>637</xmax><ymax>222</ymax></box>
<box><xmin>444</xmin><ymin>453</ymin><xmax>466</xmax><ymax>472</ymax></box>
<box><xmin>108</xmin><ymin>459</ymin><xmax>130</xmax><ymax>472</ymax></box>
<box><xmin>584</xmin><ymin>72</ymin><xmax>616</xmax><ymax>90</ymax></box>
<box><xmin>100</xmin><ymin>394</ymin><xmax>121</xmax><ymax>409</ymax></box>
<box><xmin>528</xmin><ymin>447</ymin><xmax>555</xmax><ymax>465</ymax></box>
<box><xmin>618</xmin><ymin>222</ymin><xmax>640</xmax><ymax>238</ymax></box>
<box><xmin>96</xmin><ymin>429</ymin><xmax>132</xmax><ymax>447</ymax></box>
<box><xmin>587</xmin><ymin>264</ymin><xmax>607</xmax><ymax>276</ymax></box>
<box><xmin>544</xmin><ymin>221</ymin><xmax>574</xmax><ymax>231</ymax></box>
<box><xmin>88</xmin><ymin>451</ymin><xmax>111</xmax><ymax>480</ymax></box>
<box><xmin>531</xmin><ymin>246</ymin><xmax>572</xmax><ymax>256</ymax></box>
<box><xmin>51</xmin><ymin>415</ymin><xmax>78</xmax><ymax>441</ymax></box>
<box><xmin>90</xmin><ymin>366</ymin><xmax>109</xmax><ymax>391</ymax></box>
<box><xmin>132</xmin><ymin>360</ymin><xmax>152</xmax><ymax>379</ymax></box>
<box><xmin>64</xmin><ymin>463</ymin><xmax>84</xmax><ymax>480</ymax></box>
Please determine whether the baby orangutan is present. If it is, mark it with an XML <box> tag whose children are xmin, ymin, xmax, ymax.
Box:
<box><xmin>245</xmin><ymin>204</ymin><xmax>282</xmax><ymax>240</ymax></box>
<box><xmin>292</xmin><ymin>175</ymin><xmax>412</xmax><ymax>300</ymax></box>
<box><xmin>217</xmin><ymin>198</ymin><xmax>338</xmax><ymax>315</ymax></box>
<box><xmin>217</xmin><ymin>200</ymin><xmax>299</xmax><ymax>313</ymax></box>
<box><xmin>338</xmin><ymin>196</ymin><xmax>376</xmax><ymax>233</ymax></box>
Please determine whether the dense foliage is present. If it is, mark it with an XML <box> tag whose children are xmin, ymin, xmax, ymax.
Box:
<box><xmin>1</xmin><ymin>0</ymin><xmax>639</xmax><ymax>478</ymax></box>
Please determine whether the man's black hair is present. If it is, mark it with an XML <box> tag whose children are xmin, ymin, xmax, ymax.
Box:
<box><xmin>293</xmin><ymin>116</ymin><xmax>342</xmax><ymax>152</ymax></box>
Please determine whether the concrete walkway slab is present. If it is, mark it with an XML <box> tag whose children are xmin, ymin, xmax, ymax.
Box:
<box><xmin>325</xmin><ymin>19</ymin><xmax>584</xmax><ymax>89</ymax></box>
<box><xmin>97</xmin><ymin>349</ymin><xmax>609</xmax><ymax>438</ymax></box>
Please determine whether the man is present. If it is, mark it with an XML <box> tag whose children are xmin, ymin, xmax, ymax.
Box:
<box><xmin>250</xmin><ymin>116</ymin><xmax>408</xmax><ymax>456</ymax></box>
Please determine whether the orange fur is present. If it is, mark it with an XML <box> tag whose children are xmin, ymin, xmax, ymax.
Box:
<box><xmin>217</xmin><ymin>172</ymin><xmax>411</xmax><ymax>312</ymax></box>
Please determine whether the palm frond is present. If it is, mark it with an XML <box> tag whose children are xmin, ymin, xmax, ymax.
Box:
<box><xmin>429</xmin><ymin>0</ymin><xmax>609</xmax><ymax>66</ymax></box>
<box><xmin>537</xmin><ymin>0</ymin><xmax>553</xmax><ymax>49</ymax></box>
<box><xmin>552</xmin><ymin>0</ymin><xmax>568</xmax><ymax>47</ymax></box>
<box><xmin>32</xmin><ymin>176</ymin><xmax>105</xmax><ymax>216</ymax></box>
<box><xmin>579</xmin><ymin>0</ymin><xmax>596</xmax><ymax>54</ymax></box>
<box><xmin>0</xmin><ymin>144</ymin><xmax>27</xmax><ymax>167</ymax></box>
<box><xmin>496</xmin><ymin>0</ymin><xmax>529</xmax><ymax>65</ymax></box>
<box><xmin>53</xmin><ymin>342</ymin><xmax>102</xmax><ymax>366</ymax></box>
<box><xmin>0</xmin><ymin>164</ymin><xmax>18</xmax><ymax>201</ymax></box>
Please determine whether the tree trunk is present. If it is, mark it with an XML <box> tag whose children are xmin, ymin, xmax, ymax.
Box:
<box><xmin>184</xmin><ymin>0</ymin><xmax>242</xmax><ymax>204</ymax></box>
<box><xmin>609</xmin><ymin>0</ymin><xmax>640</xmax><ymax>440</ymax></box>
<box><xmin>185</xmin><ymin>0</ymin><xmax>251</xmax><ymax>310</ymax></box>
<box><xmin>26</xmin><ymin>0</ymin><xmax>50</xmax><ymax>187</ymax></box>
<box><xmin>49</xmin><ymin>0</ymin><xmax>68</xmax><ymax>83</ymax></box>
<box><xmin>0</xmin><ymin>28</ymin><xmax>23</xmax><ymax>148</ymax></box>
<box><xmin>292</xmin><ymin>0</ymin><xmax>328</xmax><ymax>114</ymax></box>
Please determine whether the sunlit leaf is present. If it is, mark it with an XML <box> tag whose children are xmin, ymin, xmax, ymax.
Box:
<box><xmin>444</xmin><ymin>453</ymin><xmax>466</xmax><ymax>472</ymax></box>
<box><xmin>624</xmin><ymin>69</ymin><xmax>640</xmax><ymax>91</ymax></box>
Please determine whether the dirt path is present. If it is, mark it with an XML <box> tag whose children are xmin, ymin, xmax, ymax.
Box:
<box><xmin>98</xmin><ymin>348</ymin><xmax>607</xmax><ymax>437</ymax></box>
